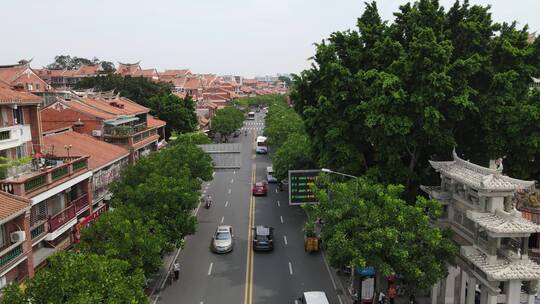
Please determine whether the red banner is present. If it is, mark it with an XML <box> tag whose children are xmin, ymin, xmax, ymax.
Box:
<box><xmin>73</xmin><ymin>204</ymin><xmax>108</xmax><ymax>243</ymax></box>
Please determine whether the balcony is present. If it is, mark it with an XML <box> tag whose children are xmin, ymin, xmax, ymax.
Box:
<box><xmin>0</xmin><ymin>242</ymin><xmax>24</xmax><ymax>271</ymax></box>
<box><xmin>0</xmin><ymin>156</ymin><xmax>89</xmax><ymax>197</ymax></box>
<box><xmin>0</xmin><ymin>125</ymin><xmax>32</xmax><ymax>151</ymax></box>
<box><xmin>104</xmin><ymin>123</ymin><xmax>147</xmax><ymax>137</ymax></box>
<box><xmin>73</xmin><ymin>193</ymin><xmax>89</xmax><ymax>214</ymax></box>
<box><xmin>48</xmin><ymin>205</ymin><xmax>76</xmax><ymax>232</ymax></box>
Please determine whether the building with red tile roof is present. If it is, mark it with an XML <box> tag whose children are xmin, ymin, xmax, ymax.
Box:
<box><xmin>40</xmin><ymin>93</ymin><xmax>165</xmax><ymax>163</ymax></box>
<box><xmin>42</xmin><ymin>130</ymin><xmax>129</xmax><ymax>211</ymax></box>
<box><xmin>0</xmin><ymin>61</ymin><xmax>50</xmax><ymax>94</ymax></box>
<box><xmin>0</xmin><ymin>84</ymin><xmax>92</xmax><ymax>284</ymax></box>
<box><xmin>116</xmin><ymin>62</ymin><xmax>160</xmax><ymax>82</ymax></box>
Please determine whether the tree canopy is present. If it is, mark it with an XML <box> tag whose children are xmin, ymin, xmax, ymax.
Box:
<box><xmin>3</xmin><ymin>252</ymin><xmax>147</xmax><ymax>304</ymax></box>
<box><xmin>307</xmin><ymin>176</ymin><xmax>456</xmax><ymax>291</ymax></box>
<box><xmin>170</xmin><ymin>131</ymin><xmax>213</xmax><ymax>146</ymax></box>
<box><xmin>292</xmin><ymin>0</ymin><xmax>540</xmax><ymax>194</ymax></box>
<box><xmin>210</xmin><ymin>106</ymin><xmax>244</xmax><ymax>137</ymax></box>
<box><xmin>46</xmin><ymin>55</ymin><xmax>115</xmax><ymax>73</ymax></box>
<box><xmin>78</xmin><ymin>205</ymin><xmax>165</xmax><ymax>277</ymax></box>
<box><xmin>233</xmin><ymin>94</ymin><xmax>287</xmax><ymax>109</ymax></box>
<box><xmin>147</xmin><ymin>93</ymin><xmax>197</xmax><ymax>137</ymax></box>
<box><xmin>111</xmin><ymin>143</ymin><xmax>213</xmax><ymax>246</ymax></box>
<box><xmin>75</xmin><ymin>74</ymin><xmax>172</xmax><ymax>108</ymax></box>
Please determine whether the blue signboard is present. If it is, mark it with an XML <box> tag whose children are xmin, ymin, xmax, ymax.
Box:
<box><xmin>356</xmin><ymin>266</ymin><xmax>375</xmax><ymax>277</ymax></box>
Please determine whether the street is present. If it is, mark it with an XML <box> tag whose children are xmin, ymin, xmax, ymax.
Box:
<box><xmin>157</xmin><ymin>112</ymin><xmax>343</xmax><ymax>304</ymax></box>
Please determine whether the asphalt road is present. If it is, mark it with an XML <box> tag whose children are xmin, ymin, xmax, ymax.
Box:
<box><xmin>158</xmin><ymin>112</ymin><xmax>342</xmax><ymax>304</ymax></box>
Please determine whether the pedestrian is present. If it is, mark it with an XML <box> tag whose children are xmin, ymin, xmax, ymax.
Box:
<box><xmin>378</xmin><ymin>290</ymin><xmax>386</xmax><ymax>304</ymax></box>
<box><xmin>388</xmin><ymin>284</ymin><xmax>396</xmax><ymax>304</ymax></box>
<box><xmin>409</xmin><ymin>294</ymin><xmax>416</xmax><ymax>304</ymax></box>
<box><xmin>173</xmin><ymin>262</ymin><xmax>180</xmax><ymax>281</ymax></box>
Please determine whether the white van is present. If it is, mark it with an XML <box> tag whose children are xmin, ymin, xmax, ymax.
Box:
<box><xmin>266</xmin><ymin>166</ymin><xmax>277</xmax><ymax>183</ymax></box>
<box><xmin>298</xmin><ymin>291</ymin><xmax>330</xmax><ymax>304</ymax></box>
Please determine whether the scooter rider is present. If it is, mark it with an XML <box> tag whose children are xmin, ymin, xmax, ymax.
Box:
<box><xmin>205</xmin><ymin>195</ymin><xmax>212</xmax><ymax>208</ymax></box>
<box><xmin>244</xmin><ymin>130</ymin><xmax>248</xmax><ymax>136</ymax></box>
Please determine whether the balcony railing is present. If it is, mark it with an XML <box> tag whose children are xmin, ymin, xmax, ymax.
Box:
<box><xmin>48</xmin><ymin>205</ymin><xmax>76</xmax><ymax>232</ymax></box>
<box><xmin>73</xmin><ymin>193</ymin><xmax>89</xmax><ymax>213</ymax></box>
<box><xmin>133</xmin><ymin>128</ymin><xmax>158</xmax><ymax>143</ymax></box>
<box><xmin>0</xmin><ymin>243</ymin><xmax>23</xmax><ymax>268</ymax></box>
<box><xmin>0</xmin><ymin>156</ymin><xmax>89</xmax><ymax>196</ymax></box>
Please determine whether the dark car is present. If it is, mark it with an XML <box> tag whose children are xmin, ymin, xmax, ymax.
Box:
<box><xmin>252</xmin><ymin>181</ymin><xmax>268</xmax><ymax>196</ymax></box>
<box><xmin>252</xmin><ymin>225</ymin><xmax>274</xmax><ymax>251</ymax></box>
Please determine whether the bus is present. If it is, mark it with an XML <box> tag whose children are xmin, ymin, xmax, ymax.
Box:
<box><xmin>247</xmin><ymin>112</ymin><xmax>255</xmax><ymax>120</ymax></box>
<box><xmin>256</xmin><ymin>136</ymin><xmax>268</xmax><ymax>154</ymax></box>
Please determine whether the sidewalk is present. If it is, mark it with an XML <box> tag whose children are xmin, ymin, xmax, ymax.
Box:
<box><xmin>147</xmin><ymin>247</ymin><xmax>181</xmax><ymax>303</ymax></box>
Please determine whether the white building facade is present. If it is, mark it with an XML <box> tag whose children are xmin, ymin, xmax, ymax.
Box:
<box><xmin>422</xmin><ymin>150</ymin><xmax>540</xmax><ymax>304</ymax></box>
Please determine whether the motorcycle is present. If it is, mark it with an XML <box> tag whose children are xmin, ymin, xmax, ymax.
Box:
<box><xmin>204</xmin><ymin>198</ymin><xmax>212</xmax><ymax>209</ymax></box>
<box><xmin>244</xmin><ymin>130</ymin><xmax>248</xmax><ymax>136</ymax></box>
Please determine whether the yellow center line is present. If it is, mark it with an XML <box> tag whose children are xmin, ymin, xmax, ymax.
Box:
<box><xmin>244</xmin><ymin>130</ymin><xmax>257</xmax><ymax>304</ymax></box>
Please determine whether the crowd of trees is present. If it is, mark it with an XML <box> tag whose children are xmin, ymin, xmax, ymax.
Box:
<box><xmin>271</xmin><ymin>0</ymin><xmax>540</xmax><ymax>294</ymax></box>
<box><xmin>263</xmin><ymin>101</ymin><xmax>315</xmax><ymax>180</ymax></box>
<box><xmin>46</xmin><ymin>55</ymin><xmax>115</xmax><ymax>73</ymax></box>
<box><xmin>233</xmin><ymin>94</ymin><xmax>287</xmax><ymax>109</ymax></box>
<box><xmin>292</xmin><ymin>0</ymin><xmax>540</xmax><ymax>195</ymax></box>
<box><xmin>3</xmin><ymin>137</ymin><xmax>213</xmax><ymax>303</ymax></box>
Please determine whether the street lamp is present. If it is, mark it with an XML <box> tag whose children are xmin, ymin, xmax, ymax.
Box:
<box><xmin>321</xmin><ymin>168</ymin><xmax>357</xmax><ymax>179</ymax></box>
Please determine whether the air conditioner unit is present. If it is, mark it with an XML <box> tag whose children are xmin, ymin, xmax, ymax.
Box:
<box><xmin>10</xmin><ymin>231</ymin><xmax>26</xmax><ymax>243</ymax></box>
<box><xmin>92</xmin><ymin>130</ymin><xmax>102</xmax><ymax>137</ymax></box>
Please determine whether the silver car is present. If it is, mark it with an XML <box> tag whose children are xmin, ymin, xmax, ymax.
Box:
<box><xmin>211</xmin><ymin>225</ymin><xmax>234</xmax><ymax>253</ymax></box>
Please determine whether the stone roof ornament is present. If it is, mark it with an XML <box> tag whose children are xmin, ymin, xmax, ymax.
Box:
<box><xmin>495</xmin><ymin>158</ymin><xmax>504</xmax><ymax>174</ymax></box>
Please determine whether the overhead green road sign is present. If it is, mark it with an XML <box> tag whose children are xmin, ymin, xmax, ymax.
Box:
<box><xmin>288</xmin><ymin>169</ymin><xmax>320</xmax><ymax>205</ymax></box>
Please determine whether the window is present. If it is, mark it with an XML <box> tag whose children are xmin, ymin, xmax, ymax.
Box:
<box><xmin>26</xmin><ymin>83</ymin><xmax>33</xmax><ymax>91</ymax></box>
<box><xmin>16</xmin><ymin>144</ymin><xmax>26</xmax><ymax>158</ymax></box>
<box><xmin>35</xmin><ymin>83</ymin><xmax>40</xmax><ymax>91</ymax></box>
<box><xmin>13</xmin><ymin>107</ymin><xmax>23</xmax><ymax>125</ymax></box>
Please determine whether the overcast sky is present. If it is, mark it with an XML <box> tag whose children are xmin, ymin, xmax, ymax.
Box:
<box><xmin>1</xmin><ymin>0</ymin><xmax>538</xmax><ymax>77</ymax></box>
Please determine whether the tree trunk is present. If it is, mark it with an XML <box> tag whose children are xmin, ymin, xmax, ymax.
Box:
<box><xmin>406</xmin><ymin>147</ymin><xmax>420</xmax><ymax>189</ymax></box>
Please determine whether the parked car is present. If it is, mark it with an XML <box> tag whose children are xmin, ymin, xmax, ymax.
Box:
<box><xmin>253</xmin><ymin>225</ymin><xmax>274</xmax><ymax>251</ymax></box>
<box><xmin>210</xmin><ymin>225</ymin><xmax>234</xmax><ymax>253</ymax></box>
<box><xmin>252</xmin><ymin>181</ymin><xmax>268</xmax><ymax>196</ymax></box>
<box><xmin>233</xmin><ymin>130</ymin><xmax>240</xmax><ymax>137</ymax></box>
<box><xmin>266</xmin><ymin>166</ymin><xmax>278</xmax><ymax>183</ymax></box>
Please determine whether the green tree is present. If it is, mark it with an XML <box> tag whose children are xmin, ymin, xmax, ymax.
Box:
<box><xmin>308</xmin><ymin>176</ymin><xmax>456</xmax><ymax>291</ymax></box>
<box><xmin>78</xmin><ymin>205</ymin><xmax>165</xmax><ymax>277</ymax></box>
<box><xmin>111</xmin><ymin>143</ymin><xmax>212</xmax><ymax>245</ymax></box>
<box><xmin>75</xmin><ymin>74</ymin><xmax>172</xmax><ymax>108</ymax></box>
<box><xmin>292</xmin><ymin>0</ymin><xmax>540</xmax><ymax>194</ymax></box>
<box><xmin>171</xmin><ymin>131</ymin><xmax>212</xmax><ymax>145</ymax></box>
<box><xmin>147</xmin><ymin>93</ymin><xmax>197</xmax><ymax>137</ymax></box>
<box><xmin>211</xmin><ymin>106</ymin><xmax>244</xmax><ymax>138</ymax></box>
<box><xmin>278</xmin><ymin>76</ymin><xmax>292</xmax><ymax>87</ymax></box>
<box><xmin>45</xmin><ymin>55</ymin><xmax>113</xmax><ymax>71</ymax></box>
<box><xmin>3</xmin><ymin>252</ymin><xmax>147</xmax><ymax>304</ymax></box>
<box><xmin>272</xmin><ymin>133</ymin><xmax>315</xmax><ymax>180</ymax></box>
<box><xmin>263</xmin><ymin>102</ymin><xmax>304</xmax><ymax>149</ymax></box>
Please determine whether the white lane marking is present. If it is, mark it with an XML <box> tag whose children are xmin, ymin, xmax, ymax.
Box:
<box><xmin>221</xmin><ymin>216</ymin><xmax>224</xmax><ymax>224</ymax></box>
<box><xmin>295</xmin><ymin>301</ymin><xmax>299</xmax><ymax>304</ymax></box>
<box><xmin>231</xmin><ymin>178</ymin><xmax>234</xmax><ymax>183</ymax></box>
<box><xmin>275</xmin><ymin>188</ymin><xmax>278</xmax><ymax>193</ymax></box>
<box><xmin>225</xmin><ymin>201</ymin><xmax>229</xmax><ymax>207</ymax></box>
<box><xmin>200</xmin><ymin>302</ymin><xmax>204</xmax><ymax>304</ymax></box>
<box><xmin>228</xmin><ymin>189</ymin><xmax>231</xmax><ymax>194</ymax></box>
<box><xmin>288</xmin><ymin>262</ymin><xmax>293</xmax><ymax>275</ymax></box>
<box><xmin>208</xmin><ymin>263</ymin><xmax>213</xmax><ymax>275</ymax></box>
<box><xmin>212</xmin><ymin>172</ymin><xmax>215</xmax><ymax>178</ymax></box>
<box><xmin>234</xmin><ymin>170</ymin><xmax>236</xmax><ymax>175</ymax></box>
<box><xmin>322</xmin><ymin>251</ymin><xmax>344</xmax><ymax>304</ymax></box>
<box><xmin>284</xmin><ymin>235</ymin><xmax>288</xmax><ymax>245</ymax></box>
<box><xmin>203</xmin><ymin>190</ymin><xmax>207</xmax><ymax>194</ymax></box>
<box><xmin>280</xmin><ymin>216</ymin><xmax>284</xmax><ymax>224</ymax></box>
<box><xmin>277</xmin><ymin>201</ymin><xmax>280</xmax><ymax>207</ymax></box>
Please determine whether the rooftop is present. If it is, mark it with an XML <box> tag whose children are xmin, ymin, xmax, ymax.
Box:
<box><xmin>43</xmin><ymin>131</ymin><xmax>129</xmax><ymax>171</ymax></box>
<box><xmin>462</xmin><ymin>246</ymin><xmax>540</xmax><ymax>281</ymax></box>
<box><xmin>429</xmin><ymin>150</ymin><xmax>535</xmax><ymax>191</ymax></box>
<box><xmin>0</xmin><ymin>192</ymin><xmax>30</xmax><ymax>225</ymax></box>
<box><xmin>0</xmin><ymin>82</ymin><xmax>42</xmax><ymax>104</ymax></box>
<box><xmin>467</xmin><ymin>209</ymin><xmax>540</xmax><ymax>235</ymax></box>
